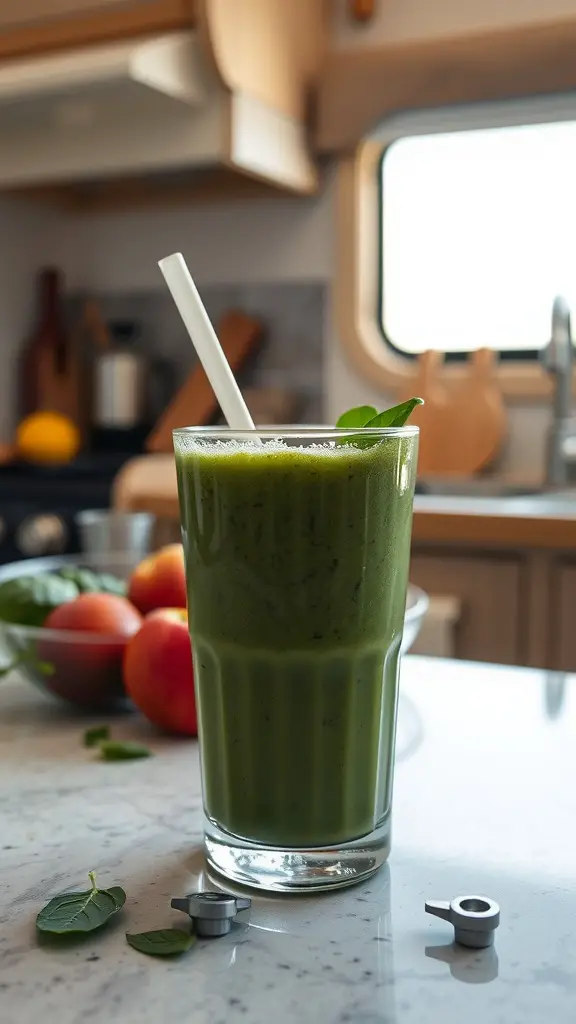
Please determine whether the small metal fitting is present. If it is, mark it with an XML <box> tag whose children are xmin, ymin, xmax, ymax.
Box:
<box><xmin>171</xmin><ymin>891</ymin><xmax>252</xmax><ymax>938</ymax></box>
<box><xmin>425</xmin><ymin>895</ymin><xmax>500</xmax><ymax>948</ymax></box>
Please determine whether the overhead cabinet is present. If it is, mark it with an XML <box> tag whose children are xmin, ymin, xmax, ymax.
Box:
<box><xmin>0</xmin><ymin>1</ymin><xmax>195</xmax><ymax>61</ymax></box>
<box><xmin>0</xmin><ymin>0</ymin><xmax>323</xmax><ymax>204</ymax></box>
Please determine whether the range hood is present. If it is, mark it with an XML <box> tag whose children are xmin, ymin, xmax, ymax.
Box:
<box><xmin>0</xmin><ymin>30</ymin><xmax>317</xmax><ymax>196</ymax></box>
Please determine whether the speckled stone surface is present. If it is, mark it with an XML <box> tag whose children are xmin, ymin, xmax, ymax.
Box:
<box><xmin>1</xmin><ymin>657</ymin><xmax>575</xmax><ymax>1023</ymax></box>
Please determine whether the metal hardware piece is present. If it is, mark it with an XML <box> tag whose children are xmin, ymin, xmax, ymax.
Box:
<box><xmin>425</xmin><ymin>895</ymin><xmax>500</xmax><ymax>948</ymax></box>
<box><xmin>541</xmin><ymin>295</ymin><xmax>576</xmax><ymax>487</ymax></box>
<box><xmin>171</xmin><ymin>891</ymin><xmax>251</xmax><ymax>938</ymax></box>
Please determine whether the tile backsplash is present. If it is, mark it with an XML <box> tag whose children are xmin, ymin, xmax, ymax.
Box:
<box><xmin>70</xmin><ymin>281</ymin><xmax>326</xmax><ymax>424</ymax></box>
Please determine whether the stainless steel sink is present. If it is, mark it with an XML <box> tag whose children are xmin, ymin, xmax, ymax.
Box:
<box><xmin>504</xmin><ymin>490</ymin><xmax>576</xmax><ymax>513</ymax></box>
<box><xmin>417</xmin><ymin>479</ymin><xmax>540</xmax><ymax>498</ymax></box>
<box><xmin>417</xmin><ymin>479</ymin><xmax>576</xmax><ymax>502</ymax></box>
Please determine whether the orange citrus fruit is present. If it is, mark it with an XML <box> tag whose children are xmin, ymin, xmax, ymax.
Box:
<box><xmin>16</xmin><ymin>411</ymin><xmax>80</xmax><ymax>466</ymax></box>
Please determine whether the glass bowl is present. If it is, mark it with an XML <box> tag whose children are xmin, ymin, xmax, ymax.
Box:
<box><xmin>0</xmin><ymin>553</ymin><xmax>139</xmax><ymax>711</ymax></box>
<box><xmin>403</xmin><ymin>583</ymin><xmax>429</xmax><ymax>654</ymax></box>
<box><xmin>0</xmin><ymin>552</ymin><xmax>428</xmax><ymax>711</ymax></box>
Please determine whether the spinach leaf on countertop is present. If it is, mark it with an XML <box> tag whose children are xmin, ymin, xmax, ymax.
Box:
<box><xmin>36</xmin><ymin>872</ymin><xmax>126</xmax><ymax>936</ymax></box>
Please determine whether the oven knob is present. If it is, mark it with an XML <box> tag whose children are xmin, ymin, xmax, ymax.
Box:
<box><xmin>16</xmin><ymin>514</ymin><xmax>68</xmax><ymax>557</ymax></box>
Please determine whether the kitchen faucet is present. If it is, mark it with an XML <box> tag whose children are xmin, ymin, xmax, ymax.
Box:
<box><xmin>541</xmin><ymin>296</ymin><xmax>576</xmax><ymax>487</ymax></box>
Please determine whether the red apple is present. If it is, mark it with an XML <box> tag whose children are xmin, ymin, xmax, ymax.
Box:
<box><xmin>40</xmin><ymin>593</ymin><xmax>143</xmax><ymax>708</ymax></box>
<box><xmin>123</xmin><ymin>608</ymin><xmax>196</xmax><ymax>736</ymax></box>
<box><xmin>127</xmin><ymin>544</ymin><xmax>186</xmax><ymax>615</ymax></box>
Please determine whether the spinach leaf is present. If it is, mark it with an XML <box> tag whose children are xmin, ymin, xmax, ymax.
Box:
<box><xmin>337</xmin><ymin>397</ymin><xmax>423</xmax><ymax>449</ymax></box>
<box><xmin>0</xmin><ymin>656</ymin><xmax>21</xmax><ymax>678</ymax></box>
<box><xmin>84</xmin><ymin>725</ymin><xmax>110</xmax><ymax>748</ymax></box>
<box><xmin>36</xmin><ymin>872</ymin><xmax>126</xmax><ymax>935</ymax></box>
<box><xmin>59</xmin><ymin>567</ymin><xmax>126</xmax><ymax>597</ymax></box>
<box><xmin>99</xmin><ymin>740</ymin><xmax>152</xmax><ymax>761</ymax></box>
<box><xmin>96</xmin><ymin>573</ymin><xmax>127</xmax><ymax>597</ymax></box>
<box><xmin>37</xmin><ymin>661</ymin><xmax>55</xmax><ymax>676</ymax></box>
<box><xmin>0</xmin><ymin>650</ymin><xmax>54</xmax><ymax>679</ymax></box>
<box><xmin>336</xmin><ymin>406</ymin><xmax>377</xmax><ymax>429</ymax></box>
<box><xmin>364</xmin><ymin>398</ymin><xmax>424</xmax><ymax>429</ymax></box>
<box><xmin>0</xmin><ymin>574</ymin><xmax>78</xmax><ymax>627</ymax></box>
<box><xmin>126</xmin><ymin>929</ymin><xmax>195</xmax><ymax>957</ymax></box>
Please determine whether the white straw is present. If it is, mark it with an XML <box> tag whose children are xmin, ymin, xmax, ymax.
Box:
<box><xmin>158</xmin><ymin>252</ymin><xmax>256</xmax><ymax>432</ymax></box>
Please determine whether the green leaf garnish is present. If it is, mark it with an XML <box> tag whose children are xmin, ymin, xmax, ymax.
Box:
<box><xmin>364</xmin><ymin>398</ymin><xmax>424</xmax><ymax>429</ymax></box>
<box><xmin>84</xmin><ymin>725</ymin><xmax>110</xmax><ymax>748</ymax></box>
<box><xmin>336</xmin><ymin>397</ymin><xmax>423</xmax><ymax>448</ymax></box>
<box><xmin>336</xmin><ymin>406</ymin><xmax>377</xmax><ymax>429</ymax></box>
<box><xmin>126</xmin><ymin>929</ymin><xmax>195</xmax><ymax>957</ymax></box>
<box><xmin>36</xmin><ymin>872</ymin><xmax>126</xmax><ymax>935</ymax></box>
<box><xmin>99</xmin><ymin>740</ymin><xmax>152</xmax><ymax>761</ymax></box>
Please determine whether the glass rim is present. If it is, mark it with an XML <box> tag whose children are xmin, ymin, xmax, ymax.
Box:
<box><xmin>172</xmin><ymin>424</ymin><xmax>419</xmax><ymax>440</ymax></box>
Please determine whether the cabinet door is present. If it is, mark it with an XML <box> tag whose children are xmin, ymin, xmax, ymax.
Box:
<box><xmin>410</xmin><ymin>551</ymin><xmax>521</xmax><ymax>665</ymax></box>
<box><xmin>551</xmin><ymin>563</ymin><xmax>576</xmax><ymax>672</ymax></box>
<box><xmin>0</xmin><ymin>1</ymin><xmax>194</xmax><ymax>60</ymax></box>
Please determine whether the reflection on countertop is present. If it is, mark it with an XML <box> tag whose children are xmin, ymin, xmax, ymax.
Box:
<box><xmin>1</xmin><ymin>656</ymin><xmax>576</xmax><ymax>1023</ymax></box>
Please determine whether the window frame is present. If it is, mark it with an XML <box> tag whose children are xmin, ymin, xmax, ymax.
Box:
<box><xmin>336</xmin><ymin>93</ymin><xmax>576</xmax><ymax>399</ymax></box>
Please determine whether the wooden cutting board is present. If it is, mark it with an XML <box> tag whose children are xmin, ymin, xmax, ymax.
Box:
<box><xmin>147</xmin><ymin>310</ymin><xmax>264</xmax><ymax>453</ymax></box>
<box><xmin>397</xmin><ymin>350</ymin><xmax>450</xmax><ymax>475</ymax></box>
<box><xmin>397</xmin><ymin>348</ymin><xmax>505</xmax><ymax>476</ymax></box>
<box><xmin>441</xmin><ymin>347</ymin><xmax>506</xmax><ymax>475</ymax></box>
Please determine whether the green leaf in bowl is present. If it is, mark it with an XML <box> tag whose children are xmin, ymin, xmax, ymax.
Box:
<box><xmin>58</xmin><ymin>567</ymin><xmax>126</xmax><ymax>597</ymax></box>
<box><xmin>0</xmin><ymin>574</ymin><xmax>78</xmax><ymax>627</ymax></box>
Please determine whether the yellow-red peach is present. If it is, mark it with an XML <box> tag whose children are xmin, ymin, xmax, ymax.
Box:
<box><xmin>127</xmin><ymin>544</ymin><xmax>186</xmax><ymax>615</ymax></box>
<box><xmin>123</xmin><ymin>608</ymin><xmax>196</xmax><ymax>736</ymax></box>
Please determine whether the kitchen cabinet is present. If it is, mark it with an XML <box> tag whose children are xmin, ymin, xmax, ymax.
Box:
<box><xmin>0</xmin><ymin>0</ymin><xmax>195</xmax><ymax>61</ymax></box>
<box><xmin>550</xmin><ymin>562</ymin><xmax>576</xmax><ymax>672</ymax></box>
<box><xmin>1</xmin><ymin>0</ymin><xmax>323</xmax><ymax>206</ymax></box>
<box><xmin>410</xmin><ymin>550</ymin><xmax>521</xmax><ymax>665</ymax></box>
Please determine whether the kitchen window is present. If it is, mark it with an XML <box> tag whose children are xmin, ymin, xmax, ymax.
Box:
<box><xmin>336</xmin><ymin>95</ymin><xmax>576</xmax><ymax>396</ymax></box>
<box><xmin>380</xmin><ymin>121</ymin><xmax>576</xmax><ymax>359</ymax></box>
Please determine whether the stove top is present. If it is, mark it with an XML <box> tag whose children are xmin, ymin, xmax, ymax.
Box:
<box><xmin>0</xmin><ymin>452</ymin><xmax>130</xmax><ymax>482</ymax></box>
<box><xmin>0</xmin><ymin>453</ymin><xmax>134</xmax><ymax>563</ymax></box>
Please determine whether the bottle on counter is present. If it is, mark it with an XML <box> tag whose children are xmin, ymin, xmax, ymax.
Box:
<box><xmin>19</xmin><ymin>267</ymin><xmax>68</xmax><ymax>418</ymax></box>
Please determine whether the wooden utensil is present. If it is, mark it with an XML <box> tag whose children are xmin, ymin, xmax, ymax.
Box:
<box><xmin>397</xmin><ymin>350</ymin><xmax>450</xmax><ymax>475</ymax></box>
<box><xmin>439</xmin><ymin>347</ymin><xmax>506</xmax><ymax>475</ymax></box>
<box><xmin>146</xmin><ymin>310</ymin><xmax>264</xmax><ymax>453</ymax></box>
<box><xmin>400</xmin><ymin>347</ymin><xmax>506</xmax><ymax>477</ymax></box>
<box><xmin>83</xmin><ymin>298</ymin><xmax>111</xmax><ymax>351</ymax></box>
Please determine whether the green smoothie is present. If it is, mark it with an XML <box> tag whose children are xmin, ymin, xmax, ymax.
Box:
<box><xmin>174</xmin><ymin>430</ymin><xmax>417</xmax><ymax>848</ymax></box>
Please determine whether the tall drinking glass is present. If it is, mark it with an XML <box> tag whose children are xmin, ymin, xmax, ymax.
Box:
<box><xmin>174</xmin><ymin>426</ymin><xmax>418</xmax><ymax>892</ymax></box>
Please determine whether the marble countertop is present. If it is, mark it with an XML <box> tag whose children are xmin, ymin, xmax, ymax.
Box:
<box><xmin>412</xmin><ymin>493</ymin><xmax>576</xmax><ymax>549</ymax></box>
<box><xmin>1</xmin><ymin>656</ymin><xmax>575</xmax><ymax>1023</ymax></box>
